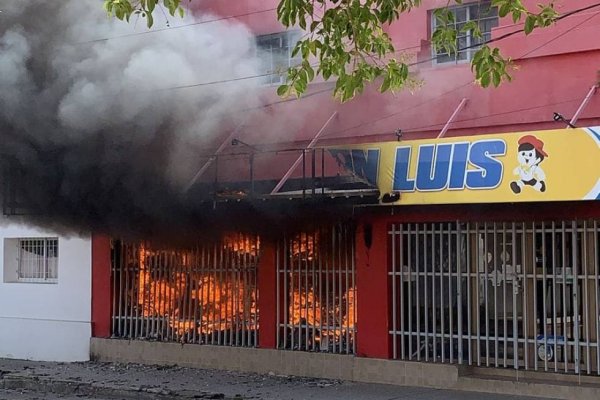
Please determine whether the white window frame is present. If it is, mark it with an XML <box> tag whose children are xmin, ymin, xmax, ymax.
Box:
<box><xmin>431</xmin><ymin>1</ymin><xmax>498</xmax><ymax>65</ymax></box>
<box><xmin>256</xmin><ymin>31</ymin><xmax>302</xmax><ymax>85</ymax></box>
<box><xmin>14</xmin><ymin>237</ymin><xmax>59</xmax><ymax>283</ymax></box>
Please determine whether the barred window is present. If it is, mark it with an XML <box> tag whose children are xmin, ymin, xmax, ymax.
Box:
<box><xmin>257</xmin><ymin>31</ymin><xmax>302</xmax><ymax>85</ymax></box>
<box><xmin>432</xmin><ymin>1</ymin><xmax>498</xmax><ymax>64</ymax></box>
<box><xmin>16</xmin><ymin>238</ymin><xmax>58</xmax><ymax>283</ymax></box>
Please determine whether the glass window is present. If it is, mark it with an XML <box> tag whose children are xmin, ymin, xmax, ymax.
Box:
<box><xmin>432</xmin><ymin>1</ymin><xmax>499</xmax><ymax>64</ymax></box>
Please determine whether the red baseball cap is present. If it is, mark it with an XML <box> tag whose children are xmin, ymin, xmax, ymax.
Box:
<box><xmin>518</xmin><ymin>135</ymin><xmax>548</xmax><ymax>157</ymax></box>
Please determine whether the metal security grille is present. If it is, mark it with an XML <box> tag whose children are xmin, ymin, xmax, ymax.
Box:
<box><xmin>17</xmin><ymin>238</ymin><xmax>58</xmax><ymax>283</ymax></box>
<box><xmin>277</xmin><ymin>223</ymin><xmax>356</xmax><ymax>354</ymax></box>
<box><xmin>111</xmin><ymin>234</ymin><xmax>259</xmax><ymax>346</ymax></box>
<box><xmin>390</xmin><ymin>221</ymin><xmax>600</xmax><ymax>375</ymax></box>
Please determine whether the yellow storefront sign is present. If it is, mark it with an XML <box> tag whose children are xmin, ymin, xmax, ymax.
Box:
<box><xmin>327</xmin><ymin>127</ymin><xmax>600</xmax><ymax>205</ymax></box>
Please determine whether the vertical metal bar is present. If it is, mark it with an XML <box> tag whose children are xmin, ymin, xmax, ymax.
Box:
<box><xmin>351</xmin><ymin>225</ymin><xmax>357</xmax><ymax>355</ymax></box>
<box><xmin>236</xmin><ymin>234</ymin><xmax>242</xmax><ymax>347</ymax></box>
<box><xmin>440</xmin><ymin>223</ymin><xmax>445</xmax><ymax>363</ymax></box>
<box><xmin>399</xmin><ymin>223</ymin><xmax>405</xmax><ymax>360</ymax></box>
<box><xmin>124</xmin><ymin>245</ymin><xmax>131</xmax><ymax>338</ymax></box>
<box><xmin>466</xmin><ymin>222</ymin><xmax>472</xmax><ymax>366</ymax></box>
<box><xmin>129</xmin><ymin>247</ymin><xmax>140</xmax><ymax>339</ymax></box>
<box><xmin>153</xmin><ymin>247</ymin><xmax>161</xmax><ymax>340</ymax></box>
<box><xmin>276</xmin><ymin>240</ymin><xmax>281</xmax><ymax>348</ymax></box>
<box><xmin>210</xmin><ymin>242</ymin><xmax>216</xmax><ymax>345</ymax></box>
<box><xmin>552</xmin><ymin>221</ymin><xmax>558</xmax><ymax>372</ymax></box>
<box><xmin>173</xmin><ymin>251</ymin><xmax>180</xmax><ymax>343</ymax></box>
<box><xmin>319</xmin><ymin>229</ymin><xmax>325</xmax><ymax>353</ymax></box>
<box><xmin>533</xmin><ymin>223</ymin><xmax>539</xmax><ymax>372</ymax></box>
<box><xmin>290</xmin><ymin>234</ymin><xmax>296</xmax><ymax>350</ymax></box>
<box><xmin>572</xmin><ymin>221</ymin><xmax>580</xmax><ymax>374</ymax></box>
<box><xmin>484</xmin><ymin>223</ymin><xmax>490</xmax><ymax>367</ymax></box>
<box><xmin>583</xmin><ymin>221</ymin><xmax>591</xmax><ymax>375</ymax></box>
<box><xmin>457</xmin><ymin>222</ymin><xmax>463</xmax><ymax>364</ymax></box>
<box><xmin>254</xmin><ymin>235</ymin><xmax>259</xmax><ymax>347</ymax></box>
<box><xmin>338</xmin><ymin>226</ymin><xmax>343</xmax><ymax>353</ymax></box>
<box><xmin>345</xmin><ymin>225</ymin><xmax>351</xmax><ymax>354</ymax></box>
<box><xmin>191</xmin><ymin>247</ymin><xmax>198</xmax><ymax>344</ymax></box>
<box><xmin>184</xmin><ymin>249</ymin><xmax>192</xmax><ymax>343</ymax></box>
<box><xmin>408</xmin><ymin>224</ymin><xmax>413</xmax><ymax>360</ymax></box>
<box><xmin>512</xmin><ymin>222</ymin><xmax>518</xmax><ymax>370</ymax></box>
<box><xmin>493</xmin><ymin>223</ymin><xmax>499</xmax><ymax>368</ymax></box>
<box><xmin>431</xmin><ymin>223</ymin><xmax>437</xmax><ymax>362</ymax></box>
<box><xmin>300</xmin><ymin>231</ymin><xmax>305</xmax><ymax>351</ymax></box>
<box><xmin>313</xmin><ymin>230</ymin><xmax>318</xmax><ymax>352</ymax></box>
<box><xmin>561</xmin><ymin>221</ymin><xmax>568</xmax><ymax>373</ymax></box>
<box><xmin>325</xmin><ymin>231</ymin><xmax>330</xmax><ymax>353</ymax></box>
<box><xmin>186</xmin><ymin>246</ymin><xmax>198</xmax><ymax>343</ymax></box>
<box><xmin>226</xmin><ymin>238</ymin><xmax>231</xmax><ymax>346</ymax></box>
<box><xmin>424</xmin><ymin>224</ymin><xmax>430</xmax><ymax>362</ymax></box>
<box><xmin>475</xmin><ymin>223</ymin><xmax>481</xmax><ymax>366</ymax></box>
<box><xmin>594</xmin><ymin>220</ymin><xmax>600</xmax><ymax>375</ymax></box>
<box><xmin>283</xmin><ymin>236</ymin><xmax>289</xmax><ymax>350</ymax></box>
<box><xmin>218</xmin><ymin>241</ymin><xmax>225</xmax><ymax>345</ymax></box>
<box><xmin>502</xmin><ymin>223</ymin><xmax>508</xmax><ymax>369</ymax></box>
<box><xmin>305</xmin><ymin>232</ymin><xmax>310</xmax><ymax>351</ymax></box>
<box><xmin>247</xmin><ymin>236</ymin><xmax>252</xmax><ymax>347</ymax></box>
<box><xmin>521</xmin><ymin>222</ymin><xmax>528</xmax><ymax>370</ymax></box>
<box><xmin>448</xmin><ymin>223</ymin><xmax>454</xmax><ymax>364</ymax></box>
<box><xmin>542</xmin><ymin>223</ymin><xmax>549</xmax><ymax>372</ymax></box>
<box><xmin>150</xmin><ymin>247</ymin><xmax>158</xmax><ymax>339</ymax></box>
<box><xmin>163</xmin><ymin>250</ymin><xmax>169</xmax><ymax>342</ymax></box>
<box><xmin>416</xmin><ymin>224</ymin><xmax>421</xmax><ymax>361</ymax></box>
<box><xmin>392</xmin><ymin>223</ymin><xmax>398</xmax><ymax>359</ymax></box>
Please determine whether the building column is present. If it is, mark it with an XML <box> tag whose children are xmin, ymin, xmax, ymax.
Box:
<box><xmin>257</xmin><ymin>240</ymin><xmax>278</xmax><ymax>349</ymax></box>
<box><xmin>91</xmin><ymin>234</ymin><xmax>112</xmax><ymax>338</ymax></box>
<box><xmin>355</xmin><ymin>216</ymin><xmax>392</xmax><ymax>359</ymax></box>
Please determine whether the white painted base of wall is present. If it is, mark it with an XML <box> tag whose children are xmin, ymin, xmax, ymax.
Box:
<box><xmin>0</xmin><ymin>316</ymin><xmax>90</xmax><ymax>362</ymax></box>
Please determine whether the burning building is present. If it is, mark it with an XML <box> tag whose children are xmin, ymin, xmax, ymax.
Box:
<box><xmin>2</xmin><ymin>0</ymin><xmax>600</xmax><ymax>396</ymax></box>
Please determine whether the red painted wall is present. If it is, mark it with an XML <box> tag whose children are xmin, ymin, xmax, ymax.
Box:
<box><xmin>355</xmin><ymin>216</ymin><xmax>392</xmax><ymax>358</ymax></box>
<box><xmin>91</xmin><ymin>234</ymin><xmax>112</xmax><ymax>338</ymax></box>
<box><xmin>187</xmin><ymin>0</ymin><xmax>600</xmax><ymax>184</ymax></box>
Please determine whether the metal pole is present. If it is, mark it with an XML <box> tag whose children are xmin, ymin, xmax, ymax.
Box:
<box><xmin>569</xmin><ymin>85</ymin><xmax>598</xmax><ymax>128</ymax></box>
<box><xmin>438</xmin><ymin>98</ymin><xmax>468</xmax><ymax>138</ymax></box>
<box><xmin>184</xmin><ymin>122</ymin><xmax>246</xmax><ymax>192</ymax></box>
<box><xmin>271</xmin><ymin>112</ymin><xmax>337</xmax><ymax>194</ymax></box>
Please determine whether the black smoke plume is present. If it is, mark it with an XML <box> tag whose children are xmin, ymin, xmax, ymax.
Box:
<box><xmin>0</xmin><ymin>0</ymin><xmax>268</xmax><ymax>240</ymax></box>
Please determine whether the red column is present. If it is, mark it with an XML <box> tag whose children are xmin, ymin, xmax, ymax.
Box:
<box><xmin>257</xmin><ymin>240</ymin><xmax>278</xmax><ymax>348</ymax></box>
<box><xmin>91</xmin><ymin>234</ymin><xmax>112</xmax><ymax>338</ymax></box>
<box><xmin>355</xmin><ymin>216</ymin><xmax>392</xmax><ymax>359</ymax></box>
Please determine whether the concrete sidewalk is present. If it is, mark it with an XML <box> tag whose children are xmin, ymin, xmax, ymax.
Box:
<box><xmin>0</xmin><ymin>359</ymin><xmax>548</xmax><ymax>400</ymax></box>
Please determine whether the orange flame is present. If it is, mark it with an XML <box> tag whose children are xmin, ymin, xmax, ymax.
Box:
<box><xmin>135</xmin><ymin>241</ymin><xmax>258</xmax><ymax>338</ymax></box>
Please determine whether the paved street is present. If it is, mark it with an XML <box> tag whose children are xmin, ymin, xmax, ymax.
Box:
<box><xmin>0</xmin><ymin>359</ymin><xmax>550</xmax><ymax>400</ymax></box>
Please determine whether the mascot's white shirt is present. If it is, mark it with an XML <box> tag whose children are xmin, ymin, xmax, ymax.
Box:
<box><xmin>514</xmin><ymin>164</ymin><xmax>545</xmax><ymax>182</ymax></box>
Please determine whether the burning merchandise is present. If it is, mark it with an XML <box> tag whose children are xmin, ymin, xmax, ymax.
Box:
<box><xmin>113</xmin><ymin>234</ymin><xmax>259</xmax><ymax>346</ymax></box>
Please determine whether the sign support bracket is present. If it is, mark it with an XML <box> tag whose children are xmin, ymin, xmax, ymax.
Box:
<box><xmin>271</xmin><ymin>111</ymin><xmax>337</xmax><ymax>194</ymax></box>
<box><xmin>438</xmin><ymin>98</ymin><xmax>468</xmax><ymax>138</ymax></box>
<box><xmin>568</xmin><ymin>84</ymin><xmax>598</xmax><ymax>128</ymax></box>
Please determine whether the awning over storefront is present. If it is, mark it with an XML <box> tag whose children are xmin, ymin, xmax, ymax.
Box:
<box><xmin>326</xmin><ymin>126</ymin><xmax>600</xmax><ymax>205</ymax></box>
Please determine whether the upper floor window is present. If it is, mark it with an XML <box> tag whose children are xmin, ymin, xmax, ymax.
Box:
<box><xmin>3</xmin><ymin>237</ymin><xmax>58</xmax><ymax>283</ymax></box>
<box><xmin>257</xmin><ymin>31</ymin><xmax>302</xmax><ymax>85</ymax></box>
<box><xmin>432</xmin><ymin>1</ymin><xmax>498</xmax><ymax>64</ymax></box>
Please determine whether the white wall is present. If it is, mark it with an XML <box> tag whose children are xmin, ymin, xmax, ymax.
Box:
<box><xmin>0</xmin><ymin>218</ymin><xmax>92</xmax><ymax>361</ymax></box>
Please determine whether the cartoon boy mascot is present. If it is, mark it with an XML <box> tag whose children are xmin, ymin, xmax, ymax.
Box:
<box><xmin>510</xmin><ymin>135</ymin><xmax>548</xmax><ymax>194</ymax></box>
